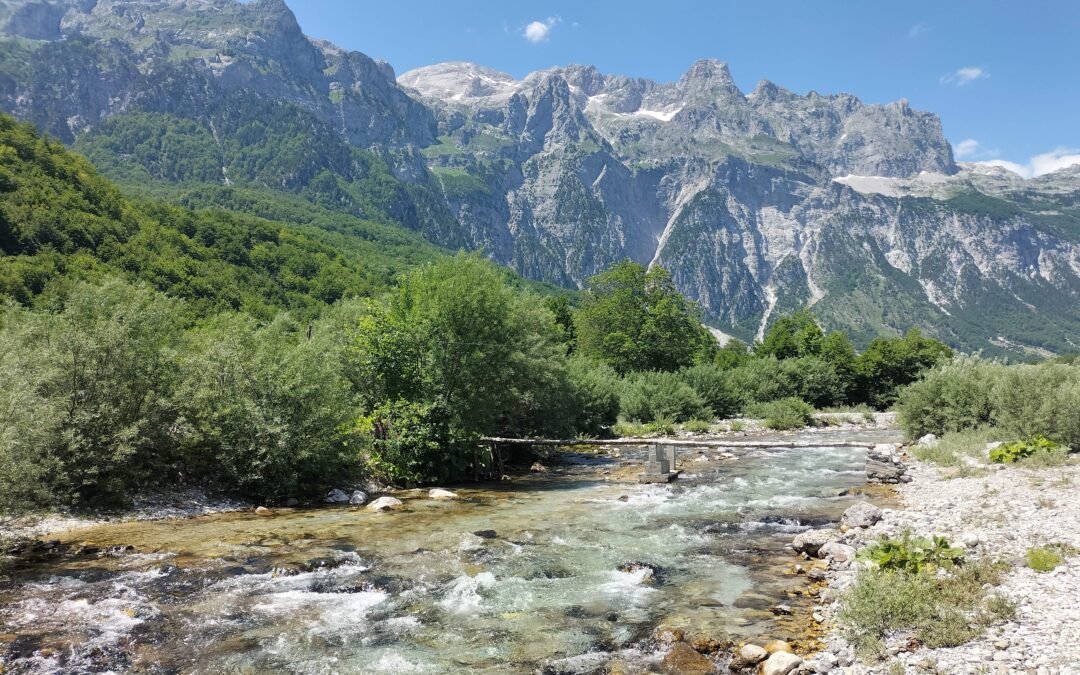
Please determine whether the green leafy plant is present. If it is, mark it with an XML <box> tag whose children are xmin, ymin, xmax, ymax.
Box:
<box><xmin>989</xmin><ymin>435</ymin><xmax>1060</xmax><ymax>464</ymax></box>
<box><xmin>1024</xmin><ymin>543</ymin><xmax>1075</xmax><ymax>572</ymax></box>
<box><xmin>746</xmin><ymin>397</ymin><xmax>815</xmax><ymax>430</ymax></box>
<box><xmin>856</xmin><ymin>533</ymin><xmax>965</xmax><ymax>574</ymax></box>
<box><xmin>682</xmin><ymin>419</ymin><xmax>712</xmax><ymax>433</ymax></box>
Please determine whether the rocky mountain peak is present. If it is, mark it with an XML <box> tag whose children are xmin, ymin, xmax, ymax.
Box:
<box><xmin>679</xmin><ymin>58</ymin><xmax>735</xmax><ymax>87</ymax></box>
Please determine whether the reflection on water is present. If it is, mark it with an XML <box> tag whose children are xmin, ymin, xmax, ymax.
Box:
<box><xmin>0</xmin><ymin>429</ymin><xmax>901</xmax><ymax>674</ymax></box>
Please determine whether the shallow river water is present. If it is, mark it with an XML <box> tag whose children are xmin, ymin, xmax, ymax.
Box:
<box><xmin>0</xmin><ymin>429</ymin><xmax>901</xmax><ymax>674</ymax></box>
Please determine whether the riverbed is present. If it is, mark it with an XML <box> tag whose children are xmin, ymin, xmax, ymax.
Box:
<box><xmin>0</xmin><ymin>429</ymin><xmax>901</xmax><ymax>674</ymax></box>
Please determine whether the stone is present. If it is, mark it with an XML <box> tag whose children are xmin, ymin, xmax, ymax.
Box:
<box><xmin>661</xmin><ymin>641</ymin><xmax>713</xmax><ymax>674</ymax></box>
<box><xmin>915</xmin><ymin>433</ymin><xmax>939</xmax><ymax>448</ymax></box>
<box><xmin>254</xmin><ymin>506</ymin><xmax>271</xmax><ymax>515</ymax></box>
<box><xmin>690</xmin><ymin>634</ymin><xmax>723</xmax><ymax>654</ymax></box>
<box><xmin>761</xmin><ymin>651</ymin><xmax>802</xmax><ymax>675</ymax></box>
<box><xmin>366</xmin><ymin>496</ymin><xmax>403</xmax><ymax>511</ymax></box>
<box><xmin>961</xmin><ymin>531</ymin><xmax>981</xmax><ymax>548</ymax></box>
<box><xmin>530</xmin><ymin>462</ymin><xmax>549</xmax><ymax>473</ymax></box>
<box><xmin>737</xmin><ymin>643</ymin><xmax>768</xmax><ymax>664</ymax></box>
<box><xmin>763</xmin><ymin>640</ymin><xmax>792</xmax><ymax>654</ymax></box>
<box><xmin>655</xmin><ymin>626</ymin><xmax>685</xmax><ymax>644</ymax></box>
<box><xmin>472</xmin><ymin>529</ymin><xmax>498</xmax><ymax>539</ymax></box>
<box><xmin>428</xmin><ymin>488</ymin><xmax>458</xmax><ymax>500</ymax></box>
<box><xmin>771</xmin><ymin>604</ymin><xmax>793</xmax><ymax>615</ymax></box>
<box><xmin>840</xmin><ymin>502</ymin><xmax>882</xmax><ymax>530</ymax></box>
<box><xmin>324</xmin><ymin>488</ymin><xmax>350</xmax><ymax>504</ymax></box>
<box><xmin>818</xmin><ymin>542</ymin><xmax>856</xmax><ymax>563</ymax></box>
<box><xmin>349</xmin><ymin>490</ymin><xmax>368</xmax><ymax>505</ymax></box>
<box><xmin>791</xmin><ymin>529</ymin><xmax>836</xmax><ymax>557</ymax></box>
<box><xmin>866</xmin><ymin>445</ymin><xmax>908</xmax><ymax>484</ymax></box>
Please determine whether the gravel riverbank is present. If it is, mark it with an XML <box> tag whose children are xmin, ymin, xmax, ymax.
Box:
<box><xmin>809</xmin><ymin>452</ymin><xmax>1080</xmax><ymax>674</ymax></box>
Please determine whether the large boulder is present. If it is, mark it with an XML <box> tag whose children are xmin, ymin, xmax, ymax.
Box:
<box><xmin>840</xmin><ymin>502</ymin><xmax>882</xmax><ymax>530</ymax></box>
<box><xmin>324</xmin><ymin>489</ymin><xmax>349</xmax><ymax>504</ymax></box>
<box><xmin>790</xmin><ymin>529</ymin><xmax>836</xmax><ymax>557</ymax></box>
<box><xmin>366</xmin><ymin>496</ymin><xmax>403</xmax><ymax>512</ymax></box>
<box><xmin>349</xmin><ymin>490</ymin><xmax>368</xmax><ymax>506</ymax></box>
<box><xmin>761</xmin><ymin>651</ymin><xmax>803</xmax><ymax>675</ymax></box>
<box><xmin>429</xmin><ymin>488</ymin><xmax>459</xmax><ymax>500</ymax></box>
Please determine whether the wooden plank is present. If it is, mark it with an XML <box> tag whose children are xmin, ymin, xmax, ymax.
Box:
<box><xmin>479</xmin><ymin>437</ymin><xmax>876</xmax><ymax>449</ymax></box>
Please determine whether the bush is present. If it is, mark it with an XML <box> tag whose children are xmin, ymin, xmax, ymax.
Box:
<box><xmin>178</xmin><ymin>312</ymin><xmax>358</xmax><ymax>501</ymax></box>
<box><xmin>746</xmin><ymin>397</ymin><xmax>815</xmax><ymax>430</ymax></box>
<box><xmin>855</xmin><ymin>533</ymin><xmax>964</xmax><ymax>574</ymax></box>
<box><xmin>725</xmin><ymin>356</ymin><xmax>844</xmax><ymax>409</ymax></box>
<box><xmin>989</xmin><ymin>435</ymin><xmax>1060</xmax><ymax>464</ymax></box>
<box><xmin>1025</xmin><ymin>545</ymin><xmax>1066</xmax><ymax>573</ymax></box>
<box><xmin>677</xmin><ymin>363</ymin><xmax>740</xmax><ymax>419</ymax></box>
<box><xmin>840</xmin><ymin>556</ymin><xmax>1011</xmax><ymax>659</ymax></box>
<box><xmin>899</xmin><ymin>358</ymin><xmax>1080</xmax><ymax>449</ymax></box>
<box><xmin>853</xmin><ymin>329</ymin><xmax>953</xmax><ymax>409</ymax></box>
<box><xmin>619</xmin><ymin>370</ymin><xmax>709</xmax><ymax>423</ymax></box>
<box><xmin>897</xmin><ymin>357</ymin><xmax>1000</xmax><ymax>439</ymax></box>
<box><xmin>682</xmin><ymin>419</ymin><xmax>712</xmax><ymax>433</ymax></box>
<box><xmin>565</xmin><ymin>356</ymin><xmax>621</xmax><ymax>436</ymax></box>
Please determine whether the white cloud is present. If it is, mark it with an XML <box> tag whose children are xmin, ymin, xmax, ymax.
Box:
<box><xmin>523</xmin><ymin>17</ymin><xmax>560</xmax><ymax>43</ymax></box>
<box><xmin>953</xmin><ymin>138</ymin><xmax>1001</xmax><ymax>161</ymax></box>
<box><xmin>940</xmin><ymin>66</ymin><xmax>989</xmax><ymax>86</ymax></box>
<box><xmin>979</xmin><ymin>148</ymin><xmax>1080</xmax><ymax>178</ymax></box>
<box><xmin>908</xmin><ymin>24</ymin><xmax>928</xmax><ymax>38</ymax></box>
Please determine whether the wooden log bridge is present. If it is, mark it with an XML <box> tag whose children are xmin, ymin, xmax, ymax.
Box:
<box><xmin>479</xmin><ymin>437</ymin><xmax>878</xmax><ymax>484</ymax></box>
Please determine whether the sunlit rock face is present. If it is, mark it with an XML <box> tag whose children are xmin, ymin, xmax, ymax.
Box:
<box><xmin>1</xmin><ymin>0</ymin><xmax>1078</xmax><ymax>353</ymax></box>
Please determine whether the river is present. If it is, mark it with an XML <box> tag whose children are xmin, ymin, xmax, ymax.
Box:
<box><xmin>0</xmin><ymin>428</ymin><xmax>901</xmax><ymax>674</ymax></box>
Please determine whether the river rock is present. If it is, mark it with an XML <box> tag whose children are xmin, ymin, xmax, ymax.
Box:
<box><xmin>840</xmin><ymin>502</ymin><xmax>882</xmax><ymax>530</ymax></box>
<box><xmin>915</xmin><ymin>433</ymin><xmax>939</xmax><ymax>449</ymax></box>
<box><xmin>428</xmin><ymin>488</ymin><xmax>458</xmax><ymax>500</ymax></box>
<box><xmin>819</xmin><ymin>542</ymin><xmax>856</xmax><ymax>563</ymax></box>
<box><xmin>761</xmin><ymin>651</ymin><xmax>802</xmax><ymax>675</ymax></box>
<box><xmin>349</xmin><ymin>490</ymin><xmax>368</xmax><ymax>505</ymax></box>
<box><xmin>324</xmin><ymin>489</ymin><xmax>349</xmax><ymax>504</ymax></box>
<box><xmin>771</xmin><ymin>604</ymin><xmax>793</xmax><ymax>615</ymax></box>
<box><xmin>763</xmin><ymin>640</ymin><xmax>792</xmax><ymax>654</ymax></box>
<box><xmin>366</xmin><ymin>496</ymin><xmax>403</xmax><ymax>511</ymax></box>
<box><xmin>791</xmin><ymin>529</ymin><xmax>836</xmax><ymax>557</ymax></box>
<box><xmin>661</xmin><ymin>641</ymin><xmax>713</xmax><ymax>674</ymax></box>
<box><xmin>690</xmin><ymin>634</ymin><xmax>723</xmax><ymax>654</ymax></box>
<box><xmin>255</xmin><ymin>506</ymin><xmax>271</xmax><ymax>515</ymax></box>
<box><xmin>737</xmin><ymin>643</ymin><xmax>768</xmax><ymax>664</ymax></box>
<box><xmin>866</xmin><ymin>445</ymin><xmax>908</xmax><ymax>484</ymax></box>
<box><xmin>530</xmin><ymin>462</ymin><xmax>549</xmax><ymax>473</ymax></box>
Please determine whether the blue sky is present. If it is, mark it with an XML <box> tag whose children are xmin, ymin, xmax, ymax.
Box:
<box><xmin>288</xmin><ymin>1</ymin><xmax>1080</xmax><ymax>176</ymax></box>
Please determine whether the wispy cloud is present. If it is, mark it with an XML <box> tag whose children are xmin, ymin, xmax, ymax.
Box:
<box><xmin>980</xmin><ymin>148</ymin><xmax>1080</xmax><ymax>178</ymax></box>
<box><xmin>522</xmin><ymin>16</ymin><xmax>560</xmax><ymax>43</ymax></box>
<box><xmin>908</xmin><ymin>24</ymin><xmax>928</xmax><ymax>38</ymax></box>
<box><xmin>954</xmin><ymin>138</ymin><xmax>998</xmax><ymax>160</ymax></box>
<box><xmin>940</xmin><ymin>66</ymin><xmax>989</xmax><ymax>86</ymax></box>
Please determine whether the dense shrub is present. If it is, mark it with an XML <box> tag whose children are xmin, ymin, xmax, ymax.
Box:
<box><xmin>177</xmin><ymin>311</ymin><xmax>358</xmax><ymax>501</ymax></box>
<box><xmin>853</xmin><ymin>329</ymin><xmax>953</xmax><ymax>409</ymax></box>
<box><xmin>0</xmin><ymin>279</ymin><xmax>185</xmax><ymax>508</ymax></box>
<box><xmin>565</xmin><ymin>355</ymin><xmax>621</xmax><ymax>436</ymax></box>
<box><xmin>899</xmin><ymin>358</ymin><xmax>1080</xmax><ymax>449</ymax></box>
<box><xmin>897</xmin><ymin>357</ymin><xmax>1000</xmax><ymax>438</ymax></box>
<box><xmin>746</xmin><ymin>397</ymin><xmax>815</xmax><ymax>430</ymax></box>
<box><xmin>677</xmin><ymin>363</ymin><xmax>740</xmax><ymax>419</ymax></box>
<box><xmin>725</xmin><ymin>356</ymin><xmax>844</xmax><ymax>409</ymax></box>
<box><xmin>619</xmin><ymin>371</ymin><xmax>709</xmax><ymax>423</ymax></box>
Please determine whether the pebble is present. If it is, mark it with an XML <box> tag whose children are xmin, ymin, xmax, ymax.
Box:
<box><xmin>811</xmin><ymin>453</ymin><xmax>1080</xmax><ymax>673</ymax></box>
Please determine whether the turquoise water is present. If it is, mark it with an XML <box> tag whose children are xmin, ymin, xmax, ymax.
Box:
<box><xmin>0</xmin><ymin>429</ymin><xmax>900</xmax><ymax>674</ymax></box>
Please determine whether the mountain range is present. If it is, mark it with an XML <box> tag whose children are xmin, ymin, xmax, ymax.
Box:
<box><xmin>1</xmin><ymin>0</ymin><xmax>1078</xmax><ymax>354</ymax></box>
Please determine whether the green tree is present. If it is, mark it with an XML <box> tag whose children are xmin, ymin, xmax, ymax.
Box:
<box><xmin>349</xmin><ymin>253</ymin><xmax>576</xmax><ymax>483</ymax></box>
<box><xmin>574</xmin><ymin>261</ymin><xmax>714</xmax><ymax>374</ymax></box>
<box><xmin>177</xmin><ymin>311</ymin><xmax>358</xmax><ymax>501</ymax></box>
<box><xmin>756</xmin><ymin>309</ymin><xmax>823</xmax><ymax>359</ymax></box>
<box><xmin>855</xmin><ymin>329</ymin><xmax>953</xmax><ymax>409</ymax></box>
